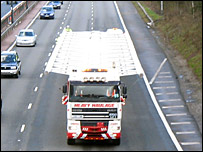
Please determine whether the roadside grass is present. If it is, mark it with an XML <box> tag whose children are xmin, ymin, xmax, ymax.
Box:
<box><xmin>132</xmin><ymin>1</ymin><xmax>202</xmax><ymax>83</ymax></box>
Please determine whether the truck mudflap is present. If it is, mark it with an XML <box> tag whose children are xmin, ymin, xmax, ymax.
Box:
<box><xmin>67</xmin><ymin>132</ymin><xmax>121</xmax><ymax>140</ymax></box>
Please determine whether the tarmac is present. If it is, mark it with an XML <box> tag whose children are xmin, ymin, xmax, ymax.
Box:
<box><xmin>1</xmin><ymin>1</ymin><xmax>47</xmax><ymax>51</ymax></box>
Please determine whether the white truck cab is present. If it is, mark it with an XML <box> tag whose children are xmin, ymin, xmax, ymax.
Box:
<box><xmin>62</xmin><ymin>68</ymin><xmax>127</xmax><ymax>145</ymax></box>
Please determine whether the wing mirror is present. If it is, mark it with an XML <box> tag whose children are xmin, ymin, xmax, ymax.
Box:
<box><xmin>122</xmin><ymin>86</ymin><xmax>127</xmax><ymax>99</ymax></box>
<box><xmin>62</xmin><ymin>84</ymin><xmax>67</xmax><ymax>94</ymax></box>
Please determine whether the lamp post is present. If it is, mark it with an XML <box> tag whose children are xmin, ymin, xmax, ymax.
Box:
<box><xmin>26</xmin><ymin>1</ymin><xmax>28</xmax><ymax>9</ymax></box>
<box><xmin>10</xmin><ymin>1</ymin><xmax>14</xmax><ymax>24</ymax></box>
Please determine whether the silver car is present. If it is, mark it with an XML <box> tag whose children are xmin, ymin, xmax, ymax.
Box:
<box><xmin>16</xmin><ymin>29</ymin><xmax>37</xmax><ymax>47</ymax></box>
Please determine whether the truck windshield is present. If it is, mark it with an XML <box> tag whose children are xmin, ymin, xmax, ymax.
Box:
<box><xmin>69</xmin><ymin>85</ymin><xmax>120</xmax><ymax>102</ymax></box>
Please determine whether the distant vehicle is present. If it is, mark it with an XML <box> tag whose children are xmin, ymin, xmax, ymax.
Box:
<box><xmin>48</xmin><ymin>1</ymin><xmax>62</xmax><ymax>9</ymax></box>
<box><xmin>6</xmin><ymin>1</ymin><xmax>18</xmax><ymax>4</ymax></box>
<box><xmin>1</xmin><ymin>51</ymin><xmax>21</xmax><ymax>78</ymax></box>
<box><xmin>40</xmin><ymin>6</ymin><xmax>55</xmax><ymax>19</ymax></box>
<box><xmin>15</xmin><ymin>29</ymin><xmax>37</xmax><ymax>47</ymax></box>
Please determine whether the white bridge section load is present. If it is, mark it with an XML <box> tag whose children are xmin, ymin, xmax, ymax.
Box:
<box><xmin>45</xmin><ymin>29</ymin><xmax>141</xmax><ymax>76</ymax></box>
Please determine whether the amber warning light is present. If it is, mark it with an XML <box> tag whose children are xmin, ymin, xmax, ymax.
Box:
<box><xmin>82</xmin><ymin>69</ymin><xmax>108</xmax><ymax>72</ymax></box>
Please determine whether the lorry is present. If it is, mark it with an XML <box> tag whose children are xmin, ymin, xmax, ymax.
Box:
<box><xmin>61</xmin><ymin>67</ymin><xmax>127</xmax><ymax>145</ymax></box>
<box><xmin>45</xmin><ymin>28</ymin><xmax>141</xmax><ymax>145</ymax></box>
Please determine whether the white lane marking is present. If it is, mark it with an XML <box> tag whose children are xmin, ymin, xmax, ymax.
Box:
<box><xmin>156</xmin><ymin>92</ymin><xmax>179</xmax><ymax>95</ymax></box>
<box><xmin>48</xmin><ymin>53</ymin><xmax>51</xmax><ymax>57</ymax></box>
<box><xmin>153</xmin><ymin>86</ymin><xmax>176</xmax><ymax>89</ymax></box>
<box><xmin>34</xmin><ymin>87</ymin><xmax>38</xmax><ymax>92</ymax></box>
<box><xmin>158</xmin><ymin>75</ymin><xmax>172</xmax><ymax>78</ymax></box>
<box><xmin>171</xmin><ymin>122</ymin><xmax>191</xmax><ymax>125</ymax></box>
<box><xmin>166</xmin><ymin>113</ymin><xmax>187</xmax><ymax>117</ymax></box>
<box><xmin>155</xmin><ymin>81</ymin><xmax>174</xmax><ymax>84</ymax></box>
<box><xmin>162</xmin><ymin>105</ymin><xmax>184</xmax><ymax>109</ymax></box>
<box><xmin>44</xmin><ymin>62</ymin><xmax>47</xmax><ymax>66</ymax></box>
<box><xmin>180</xmin><ymin>142</ymin><xmax>200</xmax><ymax>145</ymax></box>
<box><xmin>159</xmin><ymin>99</ymin><xmax>181</xmax><ymax>102</ymax></box>
<box><xmin>40</xmin><ymin>73</ymin><xmax>43</xmax><ymax>78</ymax></box>
<box><xmin>176</xmin><ymin>131</ymin><xmax>195</xmax><ymax>135</ymax></box>
<box><xmin>149</xmin><ymin>58</ymin><xmax>167</xmax><ymax>84</ymax></box>
<box><xmin>166</xmin><ymin>92</ymin><xmax>179</xmax><ymax>95</ymax></box>
<box><xmin>20</xmin><ymin>124</ymin><xmax>26</xmax><ymax>133</ymax></box>
<box><xmin>28</xmin><ymin>103</ymin><xmax>32</xmax><ymax>109</ymax></box>
<box><xmin>52</xmin><ymin>45</ymin><xmax>55</xmax><ymax>48</ymax></box>
<box><xmin>160</xmin><ymin>72</ymin><xmax>170</xmax><ymax>74</ymax></box>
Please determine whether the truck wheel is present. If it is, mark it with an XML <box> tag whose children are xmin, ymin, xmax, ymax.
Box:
<box><xmin>67</xmin><ymin>139</ymin><xmax>75</xmax><ymax>145</ymax></box>
<box><xmin>112</xmin><ymin>139</ymin><xmax>120</xmax><ymax>145</ymax></box>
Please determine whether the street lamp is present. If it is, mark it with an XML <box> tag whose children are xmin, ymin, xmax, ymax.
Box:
<box><xmin>10</xmin><ymin>1</ymin><xmax>14</xmax><ymax>24</ymax></box>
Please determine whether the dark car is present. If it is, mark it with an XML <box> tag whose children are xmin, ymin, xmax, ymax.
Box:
<box><xmin>40</xmin><ymin>6</ymin><xmax>55</xmax><ymax>19</ymax></box>
<box><xmin>1</xmin><ymin>51</ymin><xmax>21</xmax><ymax>78</ymax></box>
<box><xmin>6</xmin><ymin>1</ymin><xmax>17</xmax><ymax>4</ymax></box>
<box><xmin>48</xmin><ymin>1</ymin><xmax>62</xmax><ymax>9</ymax></box>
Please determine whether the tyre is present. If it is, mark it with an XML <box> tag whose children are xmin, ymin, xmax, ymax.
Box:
<box><xmin>67</xmin><ymin>139</ymin><xmax>75</xmax><ymax>145</ymax></box>
<box><xmin>14</xmin><ymin>73</ymin><xmax>19</xmax><ymax>78</ymax></box>
<box><xmin>112</xmin><ymin>139</ymin><xmax>120</xmax><ymax>145</ymax></box>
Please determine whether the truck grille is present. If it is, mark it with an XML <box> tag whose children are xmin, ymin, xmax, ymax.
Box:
<box><xmin>81</xmin><ymin>120</ymin><xmax>108</xmax><ymax>134</ymax></box>
<box><xmin>72</xmin><ymin>108</ymin><xmax>117</xmax><ymax>119</ymax></box>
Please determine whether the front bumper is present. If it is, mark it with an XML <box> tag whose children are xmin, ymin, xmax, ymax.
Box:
<box><xmin>16</xmin><ymin>41</ymin><xmax>35</xmax><ymax>46</ymax></box>
<box><xmin>40</xmin><ymin>14</ymin><xmax>54</xmax><ymax>19</ymax></box>
<box><xmin>67</xmin><ymin>132</ymin><xmax>121</xmax><ymax>140</ymax></box>
<box><xmin>1</xmin><ymin>69</ymin><xmax>18</xmax><ymax>75</ymax></box>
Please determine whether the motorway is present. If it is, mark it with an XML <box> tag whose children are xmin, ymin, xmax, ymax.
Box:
<box><xmin>1</xmin><ymin>1</ymin><xmax>202</xmax><ymax>151</ymax></box>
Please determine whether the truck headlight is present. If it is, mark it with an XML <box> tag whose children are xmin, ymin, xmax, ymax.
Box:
<box><xmin>68</xmin><ymin>126</ymin><xmax>78</xmax><ymax>131</ymax></box>
<box><xmin>110</xmin><ymin>126</ymin><xmax>120</xmax><ymax>131</ymax></box>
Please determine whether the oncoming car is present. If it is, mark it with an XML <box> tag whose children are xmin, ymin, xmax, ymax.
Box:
<box><xmin>40</xmin><ymin>6</ymin><xmax>55</xmax><ymax>19</ymax></box>
<box><xmin>48</xmin><ymin>1</ymin><xmax>62</xmax><ymax>9</ymax></box>
<box><xmin>16</xmin><ymin>29</ymin><xmax>37</xmax><ymax>47</ymax></box>
<box><xmin>1</xmin><ymin>51</ymin><xmax>21</xmax><ymax>78</ymax></box>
